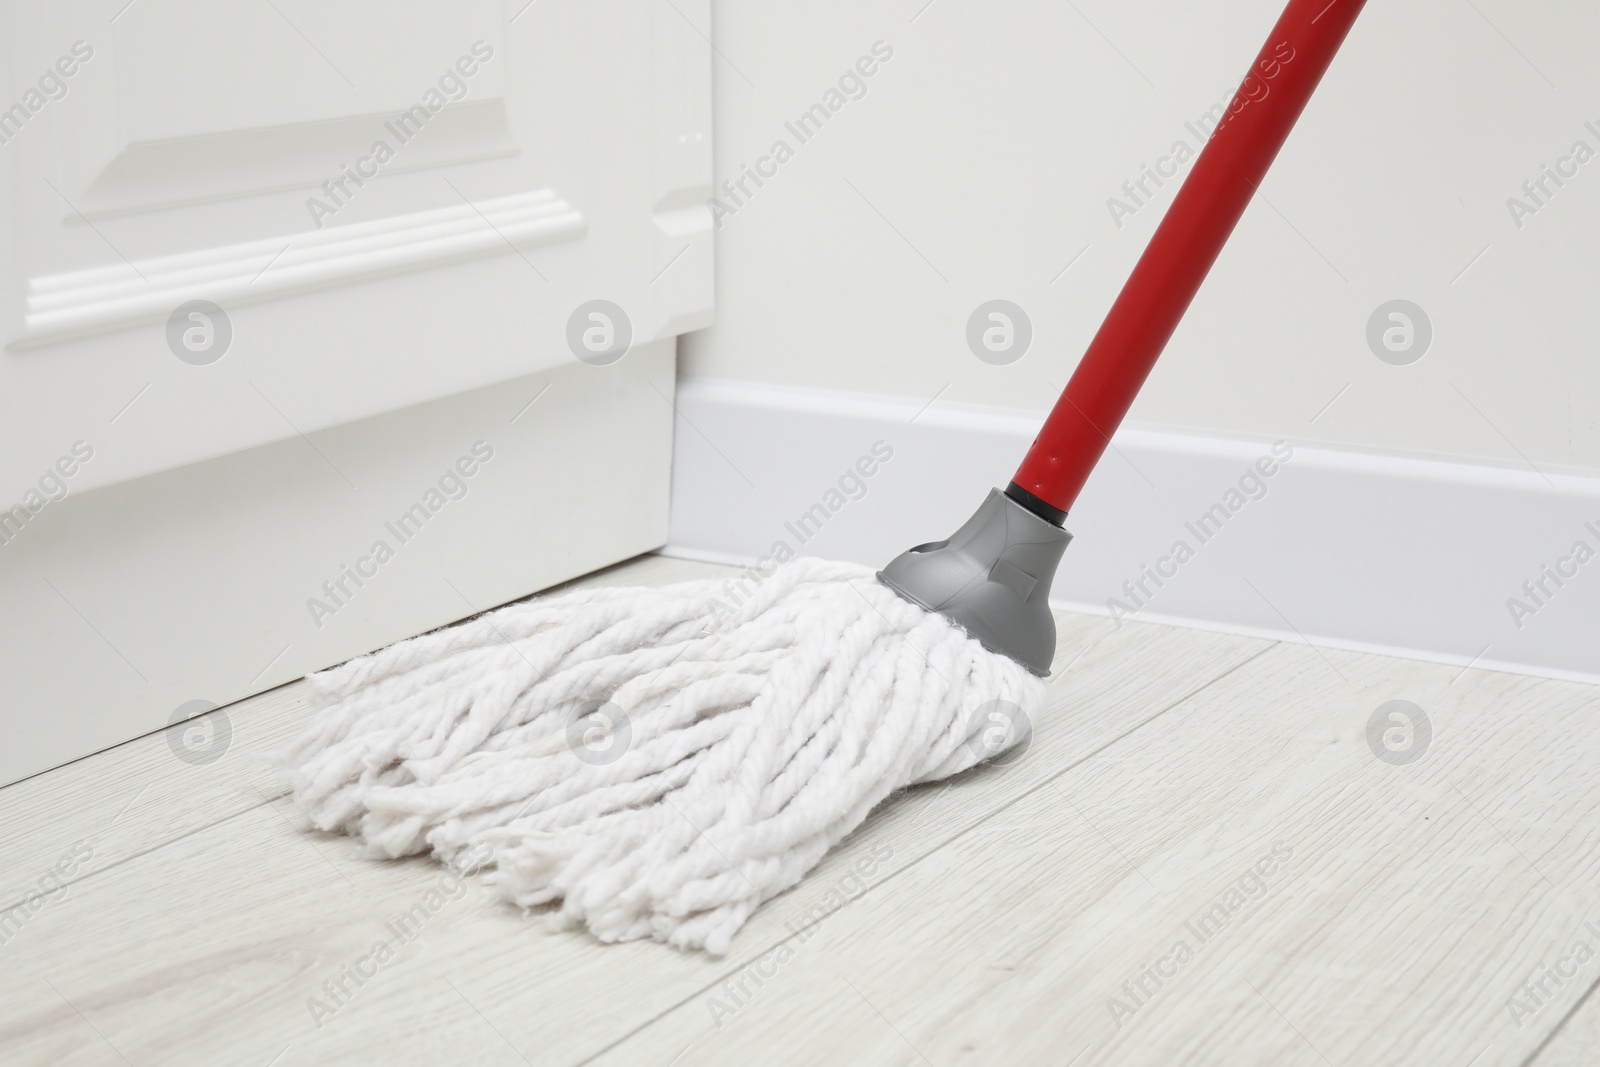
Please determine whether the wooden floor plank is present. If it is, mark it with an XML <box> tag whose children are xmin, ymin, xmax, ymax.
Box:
<box><xmin>0</xmin><ymin>682</ymin><xmax>308</xmax><ymax>914</ymax></box>
<box><xmin>589</xmin><ymin>644</ymin><xmax>1600</xmax><ymax>1066</ymax></box>
<box><xmin>0</xmin><ymin>797</ymin><xmax>530</xmax><ymax>1066</ymax></box>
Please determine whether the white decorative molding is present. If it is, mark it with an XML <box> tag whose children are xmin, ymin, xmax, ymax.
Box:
<box><xmin>18</xmin><ymin>189</ymin><xmax>583</xmax><ymax>346</ymax></box>
<box><xmin>664</xmin><ymin>377</ymin><xmax>1600</xmax><ymax>685</ymax></box>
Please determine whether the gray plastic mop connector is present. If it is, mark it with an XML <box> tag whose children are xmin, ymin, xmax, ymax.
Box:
<box><xmin>878</xmin><ymin>488</ymin><xmax>1072</xmax><ymax>676</ymax></box>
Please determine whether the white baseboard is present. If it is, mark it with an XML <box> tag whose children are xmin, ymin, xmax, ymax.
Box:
<box><xmin>665</xmin><ymin>377</ymin><xmax>1600</xmax><ymax>685</ymax></box>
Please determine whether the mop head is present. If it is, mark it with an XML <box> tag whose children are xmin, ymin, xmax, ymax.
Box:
<box><xmin>283</xmin><ymin>556</ymin><xmax>1044</xmax><ymax>955</ymax></box>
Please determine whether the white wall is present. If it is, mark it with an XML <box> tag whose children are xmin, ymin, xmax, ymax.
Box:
<box><xmin>666</xmin><ymin>0</ymin><xmax>1600</xmax><ymax>682</ymax></box>
<box><xmin>681</xmin><ymin>0</ymin><xmax>1600</xmax><ymax>471</ymax></box>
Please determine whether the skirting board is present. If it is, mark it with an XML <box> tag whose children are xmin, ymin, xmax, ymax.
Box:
<box><xmin>664</xmin><ymin>377</ymin><xmax>1600</xmax><ymax>685</ymax></box>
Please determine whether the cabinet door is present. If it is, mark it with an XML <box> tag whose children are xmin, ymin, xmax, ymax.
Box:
<box><xmin>0</xmin><ymin>0</ymin><xmax>713</xmax><ymax>784</ymax></box>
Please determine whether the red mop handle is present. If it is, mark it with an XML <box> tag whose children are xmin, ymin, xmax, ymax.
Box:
<box><xmin>1012</xmin><ymin>0</ymin><xmax>1367</xmax><ymax>515</ymax></box>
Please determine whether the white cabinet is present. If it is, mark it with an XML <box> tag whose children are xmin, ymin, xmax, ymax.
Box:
<box><xmin>0</xmin><ymin>0</ymin><xmax>713</xmax><ymax>784</ymax></box>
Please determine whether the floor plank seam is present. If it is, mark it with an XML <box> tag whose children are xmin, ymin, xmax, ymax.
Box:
<box><xmin>1518</xmin><ymin>942</ymin><xmax>1600</xmax><ymax>1065</ymax></box>
<box><xmin>0</xmin><ymin>788</ymin><xmax>292</xmax><ymax>916</ymax></box>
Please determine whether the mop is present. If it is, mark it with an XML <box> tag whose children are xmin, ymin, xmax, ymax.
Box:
<box><xmin>285</xmin><ymin>0</ymin><xmax>1367</xmax><ymax>955</ymax></box>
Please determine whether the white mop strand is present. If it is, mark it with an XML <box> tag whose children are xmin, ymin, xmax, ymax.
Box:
<box><xmin>282</xmin><ymin>557</ymin><xmax>1046</xmax><ymax>955</ymax></box>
